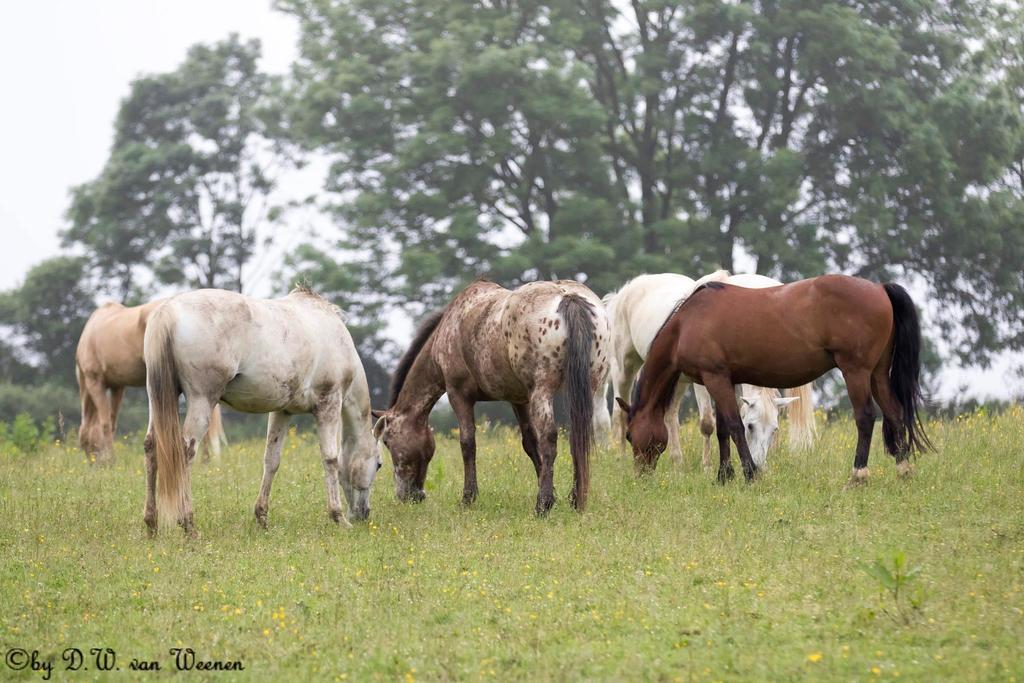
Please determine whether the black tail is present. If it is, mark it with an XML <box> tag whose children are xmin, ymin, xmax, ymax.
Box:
<box><xmin>558</xmin><ymin>294</ymin><xmax>596</xmax><ymax>512</ymax></box>
<box><xmin>882</xmin><ymin>283</ymin><xmax>933</xmax><ymax>455</ymax></box>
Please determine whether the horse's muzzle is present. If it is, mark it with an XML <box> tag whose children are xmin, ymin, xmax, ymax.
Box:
<box><xmin>399</xmin><ymin>489</ymin><xmax>426</xmax><ymax>503</ymax></box>
<box><xmin>633</xmin><ymin>448</ymin><xmax>661</xmax><ymax>475</ymax></box>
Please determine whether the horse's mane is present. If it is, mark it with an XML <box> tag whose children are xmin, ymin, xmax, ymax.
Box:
<box><xmin>290</xmin><ymin>283</ymin><xmax>346</xmax><ymax>321</ymax></box>
<box><xmin>389</xmin><ymin>307</ymin><xmax>448</xmax><ymax>408</ymax></box>
<box><xmin>631</xmin><ymin>280</ymin><xmax>730</xmax><ymax>418</ymax></box>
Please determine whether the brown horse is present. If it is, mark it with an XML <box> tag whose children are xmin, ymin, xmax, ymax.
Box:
<box><xmin>372</xmin><ymin>279</ymin><xmax>611</xmax><ymax>514</ymax></box>
<box><xmin>617</xmin><ymin>275</ymin><xmax>931</xmax><ymax>484</ymax></box>
<box><xmin>76</xmin><ymin>300</ymin><xmax>227</xmax><ymax>459</ymax></box>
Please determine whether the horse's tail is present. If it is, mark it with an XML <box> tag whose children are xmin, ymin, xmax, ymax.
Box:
<box><xmin>201</xmin><ymin>405</ymin><xmax>228</xmax><ymax>457</ymax></box>
<box><xmin>785</xmin><ymin>383</ymin><xmax>816</xmax><ymax>450</ymax></box>
<box><xmin>558</xmin><ymin>294</ymin><xmax>596</xmax><ymax>512</ymax></box>
<box><xmin>145</xmin><ymin>311</ymin><xmax>190</xmax><ymax>525</ymax></box>
<box><xmin>882</xmin><ymin>283</ymin><xmax>933</xmax><ymax>454</ymax></box>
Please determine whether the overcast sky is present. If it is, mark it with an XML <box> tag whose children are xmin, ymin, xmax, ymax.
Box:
<box><xmin>0</xmin><ymin>0</ymin><xmax>300</xmax><ymax>291</ymax></box>
<box><xmin>0</xmin><ymin>1</ymin><xmax>1019</xmax><ymax>401</ymax></box>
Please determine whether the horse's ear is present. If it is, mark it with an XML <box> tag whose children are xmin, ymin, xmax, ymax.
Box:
<box><xmin>615</xmin><ymin>397</ymin><xmax>631</xmax><ymax>414</ymax></box>
<box><xmin>774</xmin><ymin>396</ymin><xmax>800</xmax><ymax>408</ymax></box>
<box><xmin>372</xmin><ymin>414</ymin><xmax>388</xmax><ymax>440</ymax></box>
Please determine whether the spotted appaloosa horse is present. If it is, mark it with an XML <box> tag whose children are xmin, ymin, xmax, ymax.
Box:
<box><xmin>618</xmin><ymin>275</ymin><xmax>931</xmax><ymax>485</ymax></box>
<box><xmin>372</xmin><ymin>279</ymin><xmax>611</xmax><ymax>515</ymax></box>
<box><xmin>143</xmin><ymin>287</ymin><xmax>381</xmax><ymax>536</ymax></box>
<box><xmin>75</xmin><ymin>300</ymin><xmax>227</xmax><ymax>460</ymax></box>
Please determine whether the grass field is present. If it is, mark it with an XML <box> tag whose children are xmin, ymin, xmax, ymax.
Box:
<box><xmin>1</xmin><ymin>408</ymin><xmax>1022</xmax><ymax>681</ymax></box>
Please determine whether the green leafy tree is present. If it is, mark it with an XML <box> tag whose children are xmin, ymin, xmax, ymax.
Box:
<box><xmin>281</xmin><ymin>0</ymin><xmax>1023</xmax><ymax>362</ymax></box>
<box><xmin>0</xmin><ymin>257</ymin><xmax>95</xmax><ymax>384</ymax></box>
<box><xmin>64</xmin><ymin>34</ymin><xmax>289</xmax><ymax>297</ymax></box>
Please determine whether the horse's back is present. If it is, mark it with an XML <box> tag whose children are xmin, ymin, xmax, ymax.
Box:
<box><xmin>160</xmin><ymin>289</ymin><xmax>357</xmax><ymax>413</ymax></box>
<box><xmin>78</xmin><ymin>300</ymin><xmax>162</xmax><ymax>386</ymax></box>
<box><xmin>435</xmin><ymin>280</ymin><xmax>609</xmax><ymax>401</ymax></box>
<box><xmin>617</xmin><ymin>273</ymin><xmax>696</xmax><ymax>359</ymax></box>
<box><xmin>673</xmin><ymin>275</ymin><xmax>891</xmax><ymax>387</ymax></box>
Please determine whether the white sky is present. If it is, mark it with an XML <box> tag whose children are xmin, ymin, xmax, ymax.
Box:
<box><xmin>0</xmin><ymin>1</ymin><xmax>1019</xmax><ymax>401</ymax></box>
<box><xmin>0</xmin><ymin>0</ymin><xmax>300</xmax><ymax>291</ymax></box>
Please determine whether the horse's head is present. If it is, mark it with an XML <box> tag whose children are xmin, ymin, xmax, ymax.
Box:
<box><xmin>616</xmin><ymin>396</ymin><xmax>667</xmax><ymax>474</ymax></box>
<box><xmin>740</xmin><ymin>392</ymin><xmax>799</xmax><ymax>468</ymax></box>
<box><xmin>340</xmin><ymin>421</ymin><xmax>384</xmax><ymax>522</ymax></box>
<box><xmin>372</xmin><ymin>409</ymin><xmax>433</xmax><ymax>503</ymax></box>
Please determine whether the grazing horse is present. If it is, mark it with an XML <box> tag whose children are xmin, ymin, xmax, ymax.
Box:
<box><xmin>143</xmin><ymin>287</ymin><xmax>381</xmax><ymax>536</ymax></box>
<box><xmin>691</xmin><ymin>273</ymin><xmax>816</xmax><ymax>469</ymax></box>
<box><xmin>372</xmin><ymin>279</ymin><xmax>611</xmax><ymax>515</ymax></box>
<box><xmin>76</xmin><ymin>300</ymin><xmax>227</xmax><ymax>459</ymax></box>
<box><xmin>604</xmin><ymin>271</ymin><xmax>814</xmax><ymax>468</ymax></box>
<box><xmin>617</xmin><ymin>275</ymin><xmax>931</xmax><ymax>485</ymax></box>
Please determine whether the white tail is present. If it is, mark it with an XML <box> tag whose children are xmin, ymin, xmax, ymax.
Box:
<box><xmin>785</xmin><ymin>383</ymin><xmax>816</xmax><ymax>450</ymax></box>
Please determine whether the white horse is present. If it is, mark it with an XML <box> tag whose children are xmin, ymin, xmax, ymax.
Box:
<box><xmin>142</xmin><ymin>287</ymin><xmax>382</xmax><ymax>536</ymax></box>
<box><xmin>604</xmin><ymin>272</ymin><xmax>815</xmax><ymax>469</ymax></box>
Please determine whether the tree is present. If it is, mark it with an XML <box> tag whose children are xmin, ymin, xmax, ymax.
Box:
<box><xmin>64</xmin><ymin>34</ymin><xmax>289</xmax><ymax>298</ymax></box>
<box><xmin>0</xmin><ymin>257</ymin><xmax>95</xmax><ymax>384</ymax></box>
<box><xmin>281</xmin><ymin>0</ymin><xmax>1023</xmax><ymax>362</ymax></box>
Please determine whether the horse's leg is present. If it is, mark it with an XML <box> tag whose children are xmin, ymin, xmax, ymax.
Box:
<box><xmin>109</xmin><ymin>386</ymin><xmax>125</xmax><ymax>443</ymax></box>
<box><xmin>841</xmin><ymin>367</ymin><xmax>875</xmax><ymax>487</ymax></box>
<box><xmin>178</xmin><ymin>396</ymin><xmax>215</xmax><ymax>534</ymax></box>
<box><xmin>695</xmin><ymin>384</ymin><xmax>716</xmax><ymax>473</ymax></box>
<box><xmin>449</xmin><ymin>392</ymin><xmax>478</xmax><ymax>505</ymax></box>
<box><xmin>200</xmin><ymin>404</ymin><xmax>226</xmax><ymax>463</ymax></box>
<box><xmin>254</xmin><ymin>411</ymin><xmax>290</xmax><ymax>529</ymax></box>
<box><xmin>314</xmin><ymin>395</ymin><xmax>350</xmax><ymax>527</ymax></box>
<box><xmin>705</xmin><ymin>375</ymin><xmax>758</xmax><ymax>482</ymax></box>
<box><xmin>142</xmin><ymin>422</ymin><xmax>157</xmax><ymax>535</ymax></box>
<box><xmin>610</xmin><ymin>354</ymin><xmax>639</xmax><ymax>448</ymax></box>
<box><xmin>529</xmin><ymin>391</ymin><xmax>558</xmax><ymax>515</ymax></box>
<box><xmin>592</xmin><ymin>385</ymin><xmax>612</xmax><ymax>446</ymax></box>
<box><xmin>664</xmin><ymin>378</ymin><xmax>688</xmax><ymax>466</ymax></box>
<box><xmin>714</xmin><ymin>403</ymin><xmax>735</xmax><ymax>483</ymax></box>
<box><xmin>512</xmin><ymin>404</ymin><xmax>542</xmax><ymax>479</ymax></box>
<box><xmin>871</xmin><ymin>364</ymin><xmax>913</xmax><ymax>477</ymax></box>
<box><xmin>82</xmin><ymin>375</ymin><xmax>114</xmax><ymax>459</ymax></box>
<box><xmin>78</xmin><ymin>376</ymin><xmax>99</xmax><ymax>456</ymax></box>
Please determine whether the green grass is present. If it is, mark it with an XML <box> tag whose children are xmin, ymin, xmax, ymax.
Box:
<box><xmin>1</xmin><ymin>408</ymin><xmax>1022</xmax><ymax>681</ymax></box>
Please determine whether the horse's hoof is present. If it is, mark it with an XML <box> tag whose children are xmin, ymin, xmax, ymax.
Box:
<box><xmin>844</xmin><ymin>467</ymin><xmax>870</xmax><ymax>489</ymax></box>
<box><xmin>461</xmin><ymin>491</ymin><xmax>477</xmax><ymax>506</ymax></box>
<box><xmin>329</xmin><ymin>509</ymin><xmax>353</xmax><ymax>529</ymax></box>
<box><xmin>896</xmin><ymin>460</ymin><xmax>914</xmax><ymax>478</ymax></box>
<box><xmin>144</xmin><ymin>518</ymin><xmax>157</xmax><ymax>538</ymax></box>
<box><xmin>535</xmin><ymin>497</ymin><xmax>555</xmax><ymax>517</ymax></box>
<box><xmin>255</xmin><ymin>511</ymin><xmax>269</xmax><ymax>530</ymax></box>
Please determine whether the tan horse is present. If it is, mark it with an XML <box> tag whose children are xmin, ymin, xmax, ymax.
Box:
<box><xmin>372</xmin><ymin>279</ymin><xmax>611</xmax><ymax>515</ymax></box>
<box><xmin>75</xmin><ymin>300</ymin><xmax>227</xmax><ymax>459</ymax></box>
